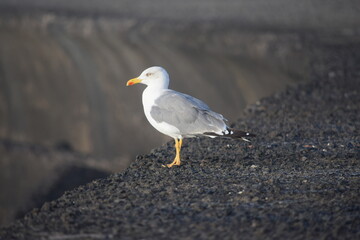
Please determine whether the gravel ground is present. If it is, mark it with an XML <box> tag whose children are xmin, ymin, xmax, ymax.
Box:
<box><xmin>1</xmin><ymin>42</ymin><xmax>359</xmax><ymax>240</ymax></box>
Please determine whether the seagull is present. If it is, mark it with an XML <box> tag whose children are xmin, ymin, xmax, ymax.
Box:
<box><xmin>126</xmin><ymin>66</ymin><xmax>255</xmax><ymax>167</ymax></box>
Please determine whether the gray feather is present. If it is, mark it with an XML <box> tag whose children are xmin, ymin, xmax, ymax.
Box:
<box><xmin>150</xmin><ymin>90</ymin><xmax>226</xmax><ymax>136</ymax></box>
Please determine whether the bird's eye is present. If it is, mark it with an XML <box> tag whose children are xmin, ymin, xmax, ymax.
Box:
<box><xmin>146</xmin><ymin>73</ymin><xmax>152</xmax><ymax>77</ymax></box>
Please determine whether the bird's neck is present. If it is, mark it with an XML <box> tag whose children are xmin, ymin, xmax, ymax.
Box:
<box><xmin>142</xmin><ymin>77</ymin><xmax>169</xmax><ymax>106</ymax></box>
<box><xmin>143</xmin><ymin>84</ymin><xmax>166</xmax><ymax>100</ymax></box>
<box><xmin>146</xmin><ymin>79</ymin><xmax>169</xmax><ymax>91</ymax></box>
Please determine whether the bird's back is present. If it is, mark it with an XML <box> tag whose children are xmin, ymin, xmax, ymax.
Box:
<box><xmin>149</xmin><ymin>90</ymin><xmax>227</xmax><ymax>137</ymax></box>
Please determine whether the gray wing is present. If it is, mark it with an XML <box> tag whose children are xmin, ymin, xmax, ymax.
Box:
<box><xmin>150</xmin><ymin>90</ymin><xmax>227</xmax><ymax>136</ymax></box>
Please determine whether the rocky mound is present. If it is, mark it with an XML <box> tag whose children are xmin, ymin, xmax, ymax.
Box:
<box><xmin>1</xmin><ymin>43</ymin><xmax>359</xmax><ymax>240</ymax></box>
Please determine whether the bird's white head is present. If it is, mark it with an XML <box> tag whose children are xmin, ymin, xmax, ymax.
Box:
<box><xmin>126</xmin><ymin>66</ymin><xmax>169</xmax><ymax>89</ymax></box>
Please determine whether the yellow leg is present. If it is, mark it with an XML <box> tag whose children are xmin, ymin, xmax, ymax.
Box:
<box><xmin>167</xmin><ymin>138</ymin><xmax>183</xmax><ymax>168</ymax></box>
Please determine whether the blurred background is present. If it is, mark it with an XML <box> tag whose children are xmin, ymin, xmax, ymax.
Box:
<box><xmin>0</xmin><ymin>0</ymin><xmax>359</xmax><ymax>227</ymax></box>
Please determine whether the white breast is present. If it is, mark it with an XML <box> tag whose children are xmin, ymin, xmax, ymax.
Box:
<box><xmin>142</xmin><ymin>87</ymin><xmax>182</xmax><ymax>139</ymax></box>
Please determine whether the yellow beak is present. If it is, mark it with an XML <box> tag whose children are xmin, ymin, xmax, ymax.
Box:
<box><xmin>126</xmin><ymin>78</ymin><xmax>142</xmax><ymax>86</ymax></box>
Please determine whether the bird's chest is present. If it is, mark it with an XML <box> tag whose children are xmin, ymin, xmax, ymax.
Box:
<box><xmin>142</xmin><ymin>89</ymin><xmax>181</xmax><ymax>138</ymax></box>
<box><xmin>142</xmin><ymin>89</ymin><xmax>158</xmax><ymax>119</ymax></box>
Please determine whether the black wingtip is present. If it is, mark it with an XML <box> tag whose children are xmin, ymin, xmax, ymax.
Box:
<box><xmin>203</xmin><ymin>128</ymin><xmax>255</xmax><ymax>140</ymax></box>
<box><xmin>227</xmin><ymin>128</ymin><xmax>256</xmax><ymax>139</ymax></box>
